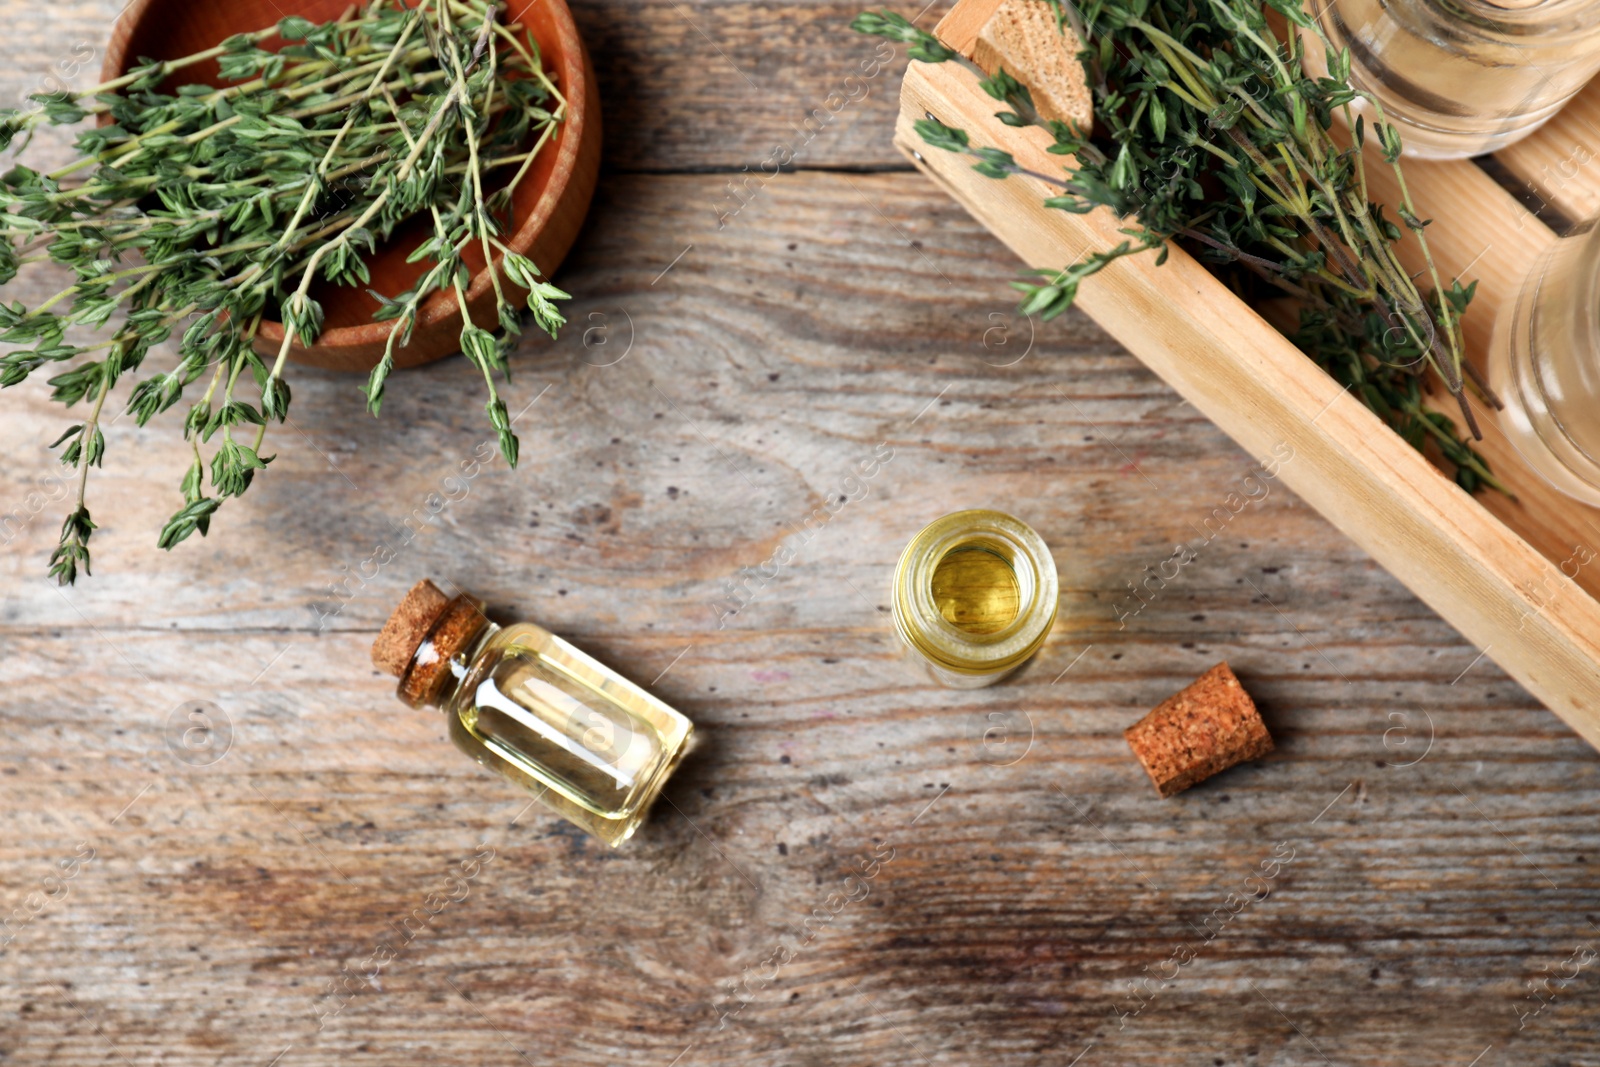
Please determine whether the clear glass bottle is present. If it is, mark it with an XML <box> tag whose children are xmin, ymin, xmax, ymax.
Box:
<box><xmin>892</xmin><ymin>509</ymin><xmax>1059</xmax><ymax>688</ymax></box>
<box><xmin>373</xmin><ymin>579</ymin><xmax>694</xmax><ymax>846</ymax></box>
<box><xmin>1489</xmin><ymin>222</ymin><xmax>1600</xmax><ymax>505</ymax></box>
<box><xmin>1309</xmin><ymin>0</ymin><xmax>1600</xmax><ymax>159</ymax></box>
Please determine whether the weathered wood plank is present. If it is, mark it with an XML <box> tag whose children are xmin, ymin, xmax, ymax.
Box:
<box><xmin>4</xmin><ymin>168</ymin><xmax>1599</xmax><ymax>1066</ymax></box>
<box><xmin>574</xmin><ymin>0</ymin><xmax>929</xmax><ymax>171</ymax></box>
<box><xmin>0</xmin><ymin>169</ymin><xmax>1226</xmax><ymax>625</ymax></box>
<box><xmin>1</xmin><ymin>0</ymin><xmax>1599</xmax><ymax>1063</ymax></box>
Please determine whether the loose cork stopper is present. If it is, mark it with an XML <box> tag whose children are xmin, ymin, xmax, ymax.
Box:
<box><xmin>372</xmin><ymin>579</ymin><xmax>451</xmax><ymax>677</ymax></box>
<box><xmin>1124</xmin><ymin>662</ymin><xmax>1274</xmax><ymax>798</ymax></box>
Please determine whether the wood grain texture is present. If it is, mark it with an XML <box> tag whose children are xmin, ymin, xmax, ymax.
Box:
<box><xmin>2</xmin><ymin>2</ymin><xmax>1600</xmax><ymax>1066</ymax></box>
<box><xmin>578</xmin><ymin>0</ymin><xmax>965</xmax><ymax>171</ymax></box>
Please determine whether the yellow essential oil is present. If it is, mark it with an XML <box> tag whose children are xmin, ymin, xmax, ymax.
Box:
<box><xmin>893</xmin><ymin>509</ymin><xmax>1059</xmax><ymax>688</ymax></box>
<box><xmin>373</xmin><ymin>580</ymin><xmax>693</xmax><ymax>847</ymax></box>
<box><xmin>930</xmin><ymin>545</ymin><xmax>1022</xmax><ymax>635</ymax></box>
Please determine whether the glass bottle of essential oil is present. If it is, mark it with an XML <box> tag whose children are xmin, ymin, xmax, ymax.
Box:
<box><xmin>1490</xmin><ymin>222</ymin><xmax>1600</xmax><ymax>506</ymax></box>
<box><xmin>1307</xmin><ymin>0</ymin><xmax>1600</xmax><ymax>159</ymax></box>
<box><xmin>892</xmin><ymin>509</ymin><xmax>1059</xmax><ymax>687</ymax></box>
<box><xmin>372</xmin><ymin>579</ymin><xmax>694</xmax><ymax>847</ymax></box>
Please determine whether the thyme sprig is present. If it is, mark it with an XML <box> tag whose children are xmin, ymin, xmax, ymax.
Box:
<box><xmin>0</xmin><ymin>0</ymin><xmax>570</xmax><ymax>582</ymax></box>
<box><xmin>856</xmin><ymin>0</ymin><xmax>1503</xmax><ymax>493</ymax></box>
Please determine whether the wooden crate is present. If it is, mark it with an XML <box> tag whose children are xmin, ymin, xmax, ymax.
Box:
<box><xmin>897</xmin><ymin>0</ymin><xmax>1600</xmax><ymax>748</ymax></box>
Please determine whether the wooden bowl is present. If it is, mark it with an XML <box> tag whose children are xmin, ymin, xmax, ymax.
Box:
<box><xmin>102</xmin><ymin>0</ymin><xmax>601</xmax><ymax>372</ymax></box>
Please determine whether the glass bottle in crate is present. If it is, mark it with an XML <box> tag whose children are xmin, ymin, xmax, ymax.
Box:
<box><xmin>1309</xmin><ymin>0</ymin><xmax>1600</xmax><ymax>159</ymax></box>
<box><xmin>1489</xmin><ymin>221</ymin><xmax>1600</xmax><ymax>506</ymax></box>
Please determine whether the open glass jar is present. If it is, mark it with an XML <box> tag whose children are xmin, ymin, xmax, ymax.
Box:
<box><xmin>1489</xmin><ymin>222</ymin><xmax>1600</xmax><ymax>506</ymax></box>
<box><xmin>1309</xmin><ymin>0</ymin><xmax>1600</xmax><ymax>158</ymax></box>
<box><xmin>892</xmin><ymin>509</ymin><xmax>1060</xmax><ymax>688</ymax></box>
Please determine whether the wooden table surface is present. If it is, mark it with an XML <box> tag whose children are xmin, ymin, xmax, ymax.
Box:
<box><xmin>2</xmin><ymin>2</ymin><xmax>1599</xmax><ymax>1064</ymax></box>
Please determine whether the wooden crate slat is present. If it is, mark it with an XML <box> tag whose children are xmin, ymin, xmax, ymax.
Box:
<box><xmin>1494</xmin><ymin>79</ymin><xmax>1600</xmax><ymax>225</ymax></box>
<box><xmin>896</xmin><ymin>42</ymin><xmax>1600</xmax><ymax>748</ymax></box>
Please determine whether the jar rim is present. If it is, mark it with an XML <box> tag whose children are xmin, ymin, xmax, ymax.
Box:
<box><xmin>893</xmin><ymin>509</ymin><xmax>1059</xmax><ymax>676</ymax></box>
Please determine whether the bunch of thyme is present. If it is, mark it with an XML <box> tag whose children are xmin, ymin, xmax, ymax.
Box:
<box><xmin>855</xmin><ymin>0</ymin><xmax>1503</xmax><ymax>494</ymax></box>
<box><xmin>0</xmin><ymin>0</ymin><xmax>571</xmax><ymax>582</ymax></box>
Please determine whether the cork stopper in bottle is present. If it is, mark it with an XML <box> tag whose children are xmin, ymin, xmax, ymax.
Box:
<box><xmin>372</xmin><ymin>579</ymin><xmax>451</xmax><ymax>677</ymax></box>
